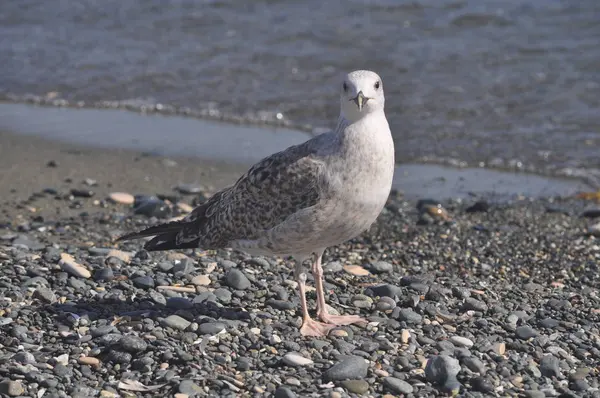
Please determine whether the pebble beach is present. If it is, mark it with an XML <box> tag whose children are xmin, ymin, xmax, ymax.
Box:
<box><xmin>1</xmin><ymin>130</ymin><xmax>599</xmax><ymax>398</ymax></box>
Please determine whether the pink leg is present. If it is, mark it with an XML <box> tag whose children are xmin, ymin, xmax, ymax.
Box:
<box><xmin>294</xmin><ymin>258</ymin><xmax>336</xmax><ymax>337</ymax></box>
<box><xmin>313</xmin><ymin>252</ymin><xmax>368</xmax><ymax>327</ymax></box>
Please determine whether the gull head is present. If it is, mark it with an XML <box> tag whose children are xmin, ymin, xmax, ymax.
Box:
<box><xmin>340</xmin><ymin>70</ymin><xmax>385</xmax><ymax>122</ymax></box>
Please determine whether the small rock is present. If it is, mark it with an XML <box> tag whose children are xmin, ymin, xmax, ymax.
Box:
<box><xmin>324</xmin><ymin>261</ymin><xmax>343</xmax><ymax>273</ymax></box>
<box><xmin>198</xmin><ymin>322</ymin><xmax>225</xmax><ymax>335</ymax></box>
<box><xmin>282</xmin><ymin>352</ymin><xmax>314</xmax><ymax>367</ymax></box>
<box><xmin>134</xmin><ymin>196</ymin><xmax>172</xmax><ymax>218</ymax></box>
<box><xmin>33</xmin><ymin>287</ymin><xmax>57</xmax><ymax>303</ymax></box>
<box><xmin>71</xmin><ymin>188</ymin><xmax>94</xmax><ymax>198</ymax></box>
<box><xmin>108</xmin><ymin>192</ymin><xmax>135</xmax><ymax>205</ymax></box>
<box><xmin>450</xmin><ymin>336</ymin><xmax>474</xmax><ymax>348</ymax></box>
<box><xmin>166</xmin><ymin>297</ymin><xmax>193</xmax><ymax>310</ymax></box>
<box><xmin>178</xmin><ymin>380</ymin><xmax>203</xmax><ymax>397</ymax></box>
<box><xmin>94</xmin><ymin>267</ymin><xmax>114</xmax><ymax>281</ymax></box>
<box><xmin>13</xmin><ymin>351</ymin><xmax>35</xmax><ymax>364</ymax></box>
<box><xmin>343</xmin><ymin>265</ymin><xmax>371</xmax><ymax>276</ymax></box>
<box><xmin>471</xmin><ymin>376</ymin><xmax>494</xmax><ymax>393</ymax></box>
<box><xmin>0</xmin><ymin>380</ymin><xmax>24</xmax><ymax>396</ymax></box>
<box><xmin>461</xmin><ymin>298</ymin><xmax>488</xmax><ymax>312</ymax></box>
<box><xmin>322</xmin><ymin>356</ymin><xmax>368</xmax><ymax>381</ymax></box>
<box><xmin>106</xmin><ymin>350</ymin><xmax>132</xmax><ymax>364</ymax></box>
<box><xmin>106</xmin><ymin>249</ymin><xmax>131</xmax><ymax>263</ymax></box>
<box><xmin>59</xmin><ymin>253</ymin><xmax>91</xmax><ymax>278</ymax></box>
<box><xmin>120</xmin><ymin>336</ymin><xmax>148</xmax><ymax>352</ymax></box>
<box><xmin>395</xmin><ymin>308</ymin><xmax>422</xmax><ymax>324</ymax></box>
<box><xmin>369</xmin><ymin>261</ymin><xmax>393</xmax><ymax>273</ymax></box>
<box><xmin>191</xmin><ymin>275</ymin><xmax>211</xmax><ymax>286</ymax></box>
<box><xmin>425</xmin><ymin>355</ymin><xmax>460</xmax><ymax>385</ymax></box>
<box><xmin>225</xmin><ymin>268</ymin><xmax>251</xmax><ymax>290</ymax></box>
<box><xmin>376</xmin><ymin>296</ymin><xmax>396</xmax><ymax>311</ymax></box>
<box><xmin>365</xmin><ymin>284</ymin><xmax>403</xmax><ymax>299</ymax></box>
<box><xmin>462</xmin><ymin>357</ymin><xmax>485</xmax><ymax>374</ymax></box>
<box><xmin>383</xmin><ymin>377</ymin><xmax>414</xmax><ymax>394</ymax></box>
<box><xmin>341</xmin><ymin>380</ymin><xmax>369</xmax><ymax>394</ymax></box>
<box><xmin>78</xmin><ymin>356</ymin><xmax>100</xmax><ymax>367</ymax></box>
<box><xmin>161</xmin><ymin>315</ymin><xmax>191</xmax><ymax>331</ymax></box>
<box><xmin>540</xmin><ymin>354</ymin><xmax>561</xmax><ymax>378</ymax></box>
<box><xmin>133</xmin><ymin>275</ymin><xmax>155</xmax><ymax>289</ymax></box>
<box><xmin>515</xmin><ymin>325</ymin><xmax>538</xmax><ymax>340</ymax></box>
<box><xmin>274</xmin><ymin>387</ymin><xmax>297</xmax><ymax>398</ymax></box>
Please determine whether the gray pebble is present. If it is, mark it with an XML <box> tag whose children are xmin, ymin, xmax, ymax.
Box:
<box><xmin>395</xmin><ymin>308</ymin><xmax>422</xmax><ymax>324</ymax></box>
<box><xmin>515</xmin><ymin>325</ymin><xmax>538</xmax><ymax>339</ymax></box>
<box><xmin>166</xmin><ymin>297</ymin><xmax>193</xmax><ymax>310</ymax></box>
<box><xmin>132</xmin><ymin>275</ymin><xmax>155</xmax><ymax>289</ymax></box>
<box><xmin>322</xmin><ymin>356</ymin><xmax>368</xmax><ymax>381</ymax></box>
<box><xmin>540</xmin><ymin>354</ymin><xmax>561</xmax><ymax>378</ymax></box>
<box><xmin>462</xmin><ymin>356</ymin><xmax>485</xmax><ymax>374</ymax></box>
<box><xmin>383</xmin><ymin>377</ymin><xmax>414</xmax><ymax>394</ymax></box>
<box><xmin>364</xmin><ymin>284</ymin><xmax>402</xmax><ymax>299</ymax></box>
<box><xmin>425</xmin><ymin>355</ymin><xmax>460</xmax><ymax>385</ymax></box>
<box><xmin>214</xmin><ymin>288</ymin><xmax>233</xmax><ymax>304</ymax></box>
<box><xmin>0</xmin><ymin>380</ymin><xmax>25</xmax><ymax>397</ymax></box>
<box><xmin>107</xmin><ymin>350</ymin><xmax>132</xmax><ymax>364</ymax></box>
<box><xmin>461</xmin><ymin>298</ymin><xmax>488</xmax><ymax>312</ymax></box>
<box><xmin>173</xmin><ymin>258</ymin><xmax>195</xmax><ymax>274</ymax></box>
<box><xmin>33</xmin><ymin>287</ymin><xmax>56</xmax><ymax>303</ymax></box>
<box><xmin>376</xmin><ymin>296</ymin><xmax>396</xmax><ymax>311</ymax></box>
<box><xmin>161</xmin><ymin>315</ymin><xmax>191</xmax><ymax>331</ymax></box>
<box><xmin>120</xmin><ymin>335</ymin><xmax>148</xmax><ymax>352</ymax></box>
<box><xmin>369</xmin><ymin>261</ymin><xmax>393</xmax><ymax>273</ymax></box>
<box><xmin>198</xmin><ymin>322</ymin><xmax>226</xmax><ymax>335</ymax></box>
<box><xmin>274</xmin><ymin>387</ymin><xmax>297</xmax><ymax>398</ymax></box>
<box><xmin>94</xmin><ymin>267</ymin><xmax>114</xmax><ymax>281</ymax></box>
<box><xmin>324</xmin><ymin>261</ymin><xmax>343</xmax><ymax>273</ymax></box>
<box><xmin>341</xmin><ymin>380</ymin><xmax>370</xmax><ymax>394</ymax></box>
<box><xmin>13</xmin><ymin>351</ymin><xmax>35</xmax><ymax>364</ymax></box>
<box><xmin>90</xmin><ymin>325</ymin><xmax>115</xmax><ymax>338</ymax></box>
<box><xmin>178</xmin><ymin>379</ymin><xmax>203</xmax><ymax>397</ymax></box>
<box><xmin>267</xmin><ymin>299</ymin><xmax>295</xmax><ymax>310</ymax></box>
<box><xmin>225</xmin><ymin>268</ymin><xmax>251</xmax><ymax>290</ymax></box>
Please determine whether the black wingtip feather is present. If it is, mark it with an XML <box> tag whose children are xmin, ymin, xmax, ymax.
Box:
<box><xmin>143</xmin><ymin>233</ymin><xmax>200</xmax><ymax>252</ymax></box>
<box><xmin>115</xmin><ymin>219</ymin><xmax>188</xmax><ymax>243</ymax></box>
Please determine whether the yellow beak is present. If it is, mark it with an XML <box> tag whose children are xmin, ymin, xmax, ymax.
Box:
<box><xmin>352</xmin><ymin>91</ymin><xmax>368</xmax><ymax>111</ymax></box>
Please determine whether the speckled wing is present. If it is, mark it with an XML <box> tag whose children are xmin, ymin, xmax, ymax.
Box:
<box><xmin>119</xmin><ymin>141</ymin><xmax>325</xmax><ymax>251</ymax></box>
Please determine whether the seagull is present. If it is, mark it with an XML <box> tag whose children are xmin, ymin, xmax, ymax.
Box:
<box><xmin>117</xmin><ymin>70</ymin><xmax>395</xmax><ymax>336</ymax></box>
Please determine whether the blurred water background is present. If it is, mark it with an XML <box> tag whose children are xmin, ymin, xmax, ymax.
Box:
<box><xmin>1</xmin><ymin>0</ymin><xmax>599</xmax><ymax>184</ymax></box>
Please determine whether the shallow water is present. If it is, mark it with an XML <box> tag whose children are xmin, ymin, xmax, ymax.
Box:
<box><xmin>1</xmin><ymin>0</ymin><xmax>599</xmax><ymax>182</ymax></box>
<box><xmin>0</xmin><ymin>103</ymin><xmax>592</xmax><ymax>200</ymax></box>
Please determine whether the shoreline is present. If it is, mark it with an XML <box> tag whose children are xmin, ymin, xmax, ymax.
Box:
<box><xmin>0</xmin><ymin>103</ymin><xmax>594</xmax><ymax>206</ymax></box>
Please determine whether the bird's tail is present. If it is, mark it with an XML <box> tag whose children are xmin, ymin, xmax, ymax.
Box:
<box><xmin>116</xmin><ymin>219</ymin><xmax>200</xmax><ymax>252</ymax></box>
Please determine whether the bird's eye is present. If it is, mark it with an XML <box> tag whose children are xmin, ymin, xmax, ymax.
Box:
<box><xmin>374</xmin><ymin>81</ymin><xmax>380</xmax><ymax>89</ymax></box>
<box><xmin>343</xmin><ymin>82</ymin><xmax>348</xmax><ymax>92</ymax></box>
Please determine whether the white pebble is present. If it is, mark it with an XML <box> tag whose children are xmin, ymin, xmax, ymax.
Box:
<box><xmin>107</xmin><ymin>192</ymin><xmax>135</xmax><ymax>205</ymax></box>
<box><xmin>450</xmin><ymin>336</ymin><xmax>474</xmax><ymax>348</ymax></box>
<box><xmin>59</xmin><ymin>253</ymin><xmax>91</xmax><ymax>278</ymax></box>
<box><xmin>282</xmin><ymin>352</ymin><xmax>314</xmax><ymax>367</ymax></box>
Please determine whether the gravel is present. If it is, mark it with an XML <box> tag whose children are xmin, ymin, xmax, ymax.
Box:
<box><xmin>1</xmin><ymin>180</ymin><xmax>599</xmax><ymax>397</ymax></box>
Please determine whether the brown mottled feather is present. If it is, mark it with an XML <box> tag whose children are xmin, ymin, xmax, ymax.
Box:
<box><xmin>117</xmin><ymin>141</ymin><xmax>324</xmax><ymax>251</ymax></box>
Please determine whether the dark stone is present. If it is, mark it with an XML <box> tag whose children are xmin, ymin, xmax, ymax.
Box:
<box><xmin>132</xmin><ymin>275</ymin><xmax>155</xmax><ymax>289</ymax></box>
<box><xmin>225</xmin><ymin>268</ymin><xmax>251</xmax><ymax>290</ymax></box>
<box><xmin>322</xmin><ymin>356</ymin><xmax>368</xmax><ymax>382</ymax></box>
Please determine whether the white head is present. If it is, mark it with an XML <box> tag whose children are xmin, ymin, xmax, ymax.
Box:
<box><xmin>339</xmin><ymin>70</ymin><xmax>385</xmax><ymax>122</ymax></box>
